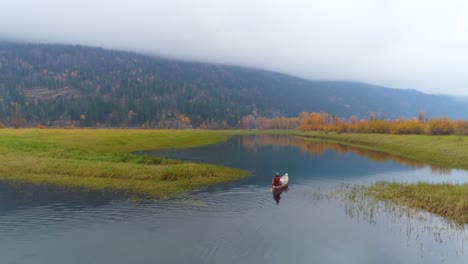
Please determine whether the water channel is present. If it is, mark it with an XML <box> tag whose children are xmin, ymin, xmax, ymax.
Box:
<box><xmin>0</xmin><ymin>135</ymin><xmax>466</xmax><ymax>263</ymax></box>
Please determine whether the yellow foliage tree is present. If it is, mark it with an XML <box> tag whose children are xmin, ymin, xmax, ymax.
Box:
<box><xmin>428</xmin><ymin>118</ymin><xmax>455</xmax><ymax>135</ymax></box>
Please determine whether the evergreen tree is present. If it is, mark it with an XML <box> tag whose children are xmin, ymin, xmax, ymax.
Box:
<box><xmin>10</xmin><ymin>102</ymin><xmax>25</xmax><ymax>128</ymax></box>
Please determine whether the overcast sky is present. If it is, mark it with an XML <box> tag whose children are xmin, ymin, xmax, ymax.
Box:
<box><xmin>1</xmin><ymin>0</ymin><xmax>467</xmax><ymax>95</ymax></box>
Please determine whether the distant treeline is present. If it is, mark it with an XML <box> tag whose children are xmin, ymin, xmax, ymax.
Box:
<box><xmin>239</xmin><ymin>112</ymin><xmax>468</xmax><ymax>135</ymax></box>
<box><xmin>4</xmin><ymin>108</ymin><xmax>468</xmax><ymax>136</ymax></box>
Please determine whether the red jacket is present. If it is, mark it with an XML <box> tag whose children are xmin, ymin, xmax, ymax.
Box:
<box><xmin>272</xmin><ymin>176</ymin><xmax>281</xmax><ymax>187</ymax></box>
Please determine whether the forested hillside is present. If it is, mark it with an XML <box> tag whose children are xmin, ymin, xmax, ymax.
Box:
<box><xmin>0</xmin><ymin>42</ymin><xmax>467</xmax><ymax>128</ymax></box>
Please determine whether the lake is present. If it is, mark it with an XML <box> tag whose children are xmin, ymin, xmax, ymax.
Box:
<box><xmin>0</xmin><ymin>135</ymin><xmax>467</xmax><ymax>263</ymax></box>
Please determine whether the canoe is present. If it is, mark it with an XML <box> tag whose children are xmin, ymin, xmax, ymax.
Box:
<box><xmin>271</xmin><ymin>173</ymin><xmax>289</xmax><ymax>193</ymax></box>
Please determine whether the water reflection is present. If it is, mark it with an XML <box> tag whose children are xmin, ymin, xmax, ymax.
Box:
<box><xmin>273</xmin><ymin>193</ymin><xmax>281</xmax><ymax>204</ymax></box>
<box><xmin>239</xmin><ymin>135</ymin><xmax>449</xmax><ymax>174</ymax></box>
<box><xmin>272</xmin><ymin>188</ymin><xmax>289</xmax><ymax>205</ymax></box>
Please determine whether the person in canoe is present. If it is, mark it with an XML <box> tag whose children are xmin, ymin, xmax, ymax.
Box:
<box><xmin>271</xmin><ymin>172</ymin><xmax>281</xmax><ymax>188</ymax></box>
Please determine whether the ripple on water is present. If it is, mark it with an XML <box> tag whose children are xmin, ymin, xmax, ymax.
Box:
<box><xmin>0</xmin><ymin>184</ymin><xmax>280</xmax><ymax>240</ymax></box>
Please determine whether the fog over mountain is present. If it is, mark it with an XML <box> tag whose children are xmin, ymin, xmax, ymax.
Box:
<box><xmin>1</xmin><ymin>0</ymin><xmax>467</xmax><ymax>95</ymax></box>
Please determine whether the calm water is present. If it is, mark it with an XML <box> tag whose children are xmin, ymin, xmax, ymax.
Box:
<box><xmin>0</xmin><ymin>135</ymin><xmax>467</xmax><ymax>264</ymax></box>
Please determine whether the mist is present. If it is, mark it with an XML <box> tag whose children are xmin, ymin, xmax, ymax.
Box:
<box><xmin>1</xmin><ymin>0</ymin><xmax>467</xmax><ymax>95</ymax></box>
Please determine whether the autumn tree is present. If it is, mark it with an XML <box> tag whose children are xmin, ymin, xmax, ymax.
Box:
<box><xmin>199</xmin><ymin>122</ymin><xmax>208</xmax><ymax>129</ymax></box>
<box><xmin>298</xmin><ymin>112</ymin><xmax>309</xmax><ymax>128</ymax></box>
<box><xmin>178</xmin><ymin>114</ymin><xmax>192</xmax><ymax>128</ymax></box>
<box><xmin>391</xmin><ymin>119</ymin><xmax>425</xmax><ymax>134</ymax></box>
<box><xmin>241</xmin><ymin>115</ymin><xmax>256</xmax><ymax>129</ymax></box>
<box><xmin>428</xmin><ymin>117</ymin><xmax>455</xmax><ymax>135</ymax></box>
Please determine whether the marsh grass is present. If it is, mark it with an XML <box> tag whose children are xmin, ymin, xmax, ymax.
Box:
<box><xmin>0</xmin><ymin>129</ymin><xmax>250</xmax><ymax>198</ymax></box>
<box><xmin>303</xmin><ymin>184</ymin><xmax>468</xmax><ymax>259</ymax></box>
<box><xmin>297</xmin><ymin>131</ymin><xmax>468</xmax><ymax>223</ymax></box>
<box><xmin>341</xmin><ymin>185</ymin><xmax>468</xmax><ymax>259</ymax></box>
<box><xmin>367</xmin><ymin>182</ymin><xmax>468</xmax><ymax>225</ymax></box>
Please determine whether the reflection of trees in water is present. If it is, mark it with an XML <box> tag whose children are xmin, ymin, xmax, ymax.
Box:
<box><xmin>240</xmin><ymin>135</ymin><xmax>449</xmax><ymax>173</ymax></box>
<box><xmin>303</xmin><ymin>186</ymin><xmax>468</xmax><ymax>260</ymax></box>
<box><xmin>430</xmin><ymin>166</ymin><xmax>453</xmax><ymax>175</ymax></box>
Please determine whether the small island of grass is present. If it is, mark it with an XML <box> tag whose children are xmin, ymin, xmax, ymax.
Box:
<box><xmin>0</xmin><ymin>129</ymin><xmax>250</xmax><ymax>198</ymax></box>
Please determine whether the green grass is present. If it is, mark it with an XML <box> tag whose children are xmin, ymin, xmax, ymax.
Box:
<box><xmin>296</xmin><ymin>131</ymin><xmax>468</xmax><ymax>224</ymax></box>
<box><xmin>0</xmin><ymin>129</ymin><xmax>252</xmax><ymax>198</ymax></box>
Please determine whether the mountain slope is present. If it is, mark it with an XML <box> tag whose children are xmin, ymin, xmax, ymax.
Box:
<box><xmin>0</xmin><ymin>42</ymin><xmax>466</xmax><ymax>127</ymax></box>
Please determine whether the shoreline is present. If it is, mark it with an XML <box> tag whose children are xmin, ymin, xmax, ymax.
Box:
<box><xmin>295</xmin><ymin>131</ymin><xmax>468</xmax><ymax>170</ymax></box>
<box><xmin>295</xmin><ymin>131</ymin><xmax>468</xmax><ymax>224</ymax></box>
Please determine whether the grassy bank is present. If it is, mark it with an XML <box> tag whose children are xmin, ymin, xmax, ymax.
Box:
<box><xmin>0</xmin><ymin>129</ymin><xmax>251</xmax><ymax>198</ymax></box>
<box><xmin>296</xmin><ymin>131</ymin><xmax>468</xmax><ymax>170</ymax></box>
<box><xmin>296</xmin><ymin>131</ymin><xmax>468</xmax><ymax>224</ymax></box>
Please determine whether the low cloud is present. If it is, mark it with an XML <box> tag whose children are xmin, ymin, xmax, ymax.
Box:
<box><xmin>1</xmin><ymin>0</ymin><xmax>467</xmax><ymax>95</ymax></box>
